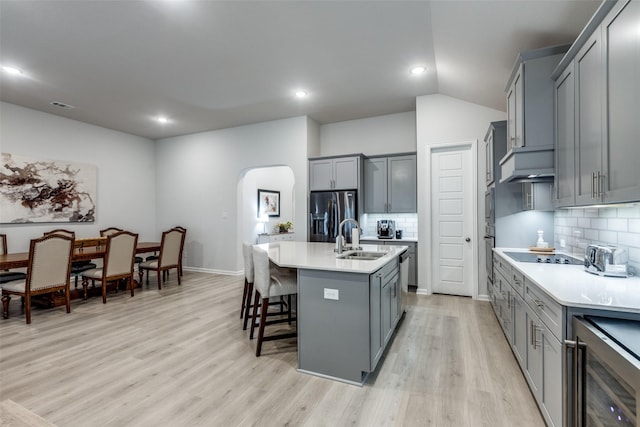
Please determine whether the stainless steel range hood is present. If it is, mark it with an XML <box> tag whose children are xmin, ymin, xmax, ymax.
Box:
<box><xmin>499</xmin><ymin>144</ymin><xmax>554</xmax><ymax>183</ymax></box>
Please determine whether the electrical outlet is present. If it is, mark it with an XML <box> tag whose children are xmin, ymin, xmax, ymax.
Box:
<box><xmin>323</xmin><ymin>288</ymin><xmax>339</xmax><ymax>301</ymax></box>
<box><xmin>560</xmin><ymin>239</ymin><xmax>566</xmax><ymax>248</ymax></box>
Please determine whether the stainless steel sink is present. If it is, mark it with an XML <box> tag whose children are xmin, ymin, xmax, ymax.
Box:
<box><xmin>337</xmin><ymin>250</ymin><xmax>387</xmax><ymax>260</ymax></box>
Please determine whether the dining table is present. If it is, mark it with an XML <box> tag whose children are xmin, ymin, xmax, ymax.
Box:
<box><xmin>1</xmin><ymin>240</ymin><xmax>162</xmax><ymax>306</ymax></box>
<box><xmin>0</xmin><ymin>241</ymin><xmax>161</xmax><ymax>270</ymax></box>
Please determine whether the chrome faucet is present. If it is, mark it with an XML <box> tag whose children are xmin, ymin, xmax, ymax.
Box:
<box><xmin>336</xmin><ymin>218</ymin><xmax>359</xmax><ymax>254</ymax></box>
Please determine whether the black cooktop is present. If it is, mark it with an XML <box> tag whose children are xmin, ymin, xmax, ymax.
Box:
<box><xmin>504</xmin><ymin>251</ymin><xmax>583</xmax><ymax>265</ymax></box>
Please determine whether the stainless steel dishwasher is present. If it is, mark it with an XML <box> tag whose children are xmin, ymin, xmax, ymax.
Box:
<box><xmin>399</xmin><ymin>249</ymin><xmax>409</xmax><ymax>313</ymax></box>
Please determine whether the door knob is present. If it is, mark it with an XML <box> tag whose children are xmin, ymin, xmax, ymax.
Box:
<box><xmin>465</xmin><ymin>237</ymin><xmax>471</xmax><ymax>242</ymax></box>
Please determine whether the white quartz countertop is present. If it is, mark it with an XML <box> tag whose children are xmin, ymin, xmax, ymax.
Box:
<box><xmin>360</xmin><ymin>235</ymin><xmax>418</xmax><ymax>243</ymax></box>
<box><xmin>495</xmin><ymin>248</ymin><xmax>640</xmax><ymax>314</ymax></box>
<box><xmin>258</xmin><ymin>241</ymin><xmax>408</xmax><ymax>274</ymax></box>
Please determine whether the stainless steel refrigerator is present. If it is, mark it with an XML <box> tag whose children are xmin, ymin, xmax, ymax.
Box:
<box><xmin>308</xmin><ymin>190</ymin><xmax>357</xmax><ymax>243</ymax></box>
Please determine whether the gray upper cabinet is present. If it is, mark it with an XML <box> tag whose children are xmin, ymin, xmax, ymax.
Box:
<box><xmin>363</xmin><ymin>154</ymin><xmax>416</xmax><ymax>213</ymax></box>
<box><xmin>553</xmin><ymin>0</ymin><xmax>639</xmax><ymax>207</ymax></box>
<box><xmin>309</xmin><ymin>155</ymin><xmax>360</xmax><ymax>191</ymax></box>
<box><xmin>575</xmin><ymin>30</ymin><xmax>604</xmax><ymax>206</ymax></box>
<box><xmin>506</xmin><ymin>63</ymin><xmax>524</xmax><ymax>150</ymax></box>
<box><xmin>500</xmin><ymin>46</ymin><xmax>568</xmax><ymax>184</ymax></box>
<box><xmin>553</xmin><ymin>63</ymin><xmax>576</xmax><ymax>207</ymax></box>
<box><xmin>602</xmin><ymin>0</ymin><xmax>640</xmax><ymax>203</ymax></box>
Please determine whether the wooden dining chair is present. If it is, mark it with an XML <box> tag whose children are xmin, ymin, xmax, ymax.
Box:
<box><xmin>81</xmin><ymin>231</ymin><xmax>138</xmax><ymax>303</ymax></box>
<box><xmin>100</xmin><ymin>227</ymin><xmax>124</xmax><ymax>237</ymax></box>
<box><xmin>0</xmin><ymin>234</ymin><xmax>27</xmax><ymax>284</ymax></box>
<box><xmin>1</xmin><ymin>234</ymin><xmax>74</xmax><ymax>324</ymax></box>
<box><xmin>44</xmin><ymin>229</ymin><xmax>96</xmax><ymax>287</ymax></box>
<box><xmin>172</xmin><ymin>226</ymin><xmax>186</xmax><ymax>277</ymax></box>
<box><xmin>138</xmin><ymin>229</ymin><xmax>183</xmax><ymax>289</ymax></box>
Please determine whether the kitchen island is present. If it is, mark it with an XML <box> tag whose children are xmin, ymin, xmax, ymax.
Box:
<box><xmin>259</xmin><ymin>241</ymin><xmax>408</xmax><ymax>385</ymax></box>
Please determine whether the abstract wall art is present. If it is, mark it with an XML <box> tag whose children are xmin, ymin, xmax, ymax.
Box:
<box><xmin>0</xmin><ymin>152</ymin><xmax>97</xmax><ymax>223</ymax></box>
<box><xmin>257</xmin><ymin>188</ymin><xmax>280</xmax><ymax>217</ymax></box>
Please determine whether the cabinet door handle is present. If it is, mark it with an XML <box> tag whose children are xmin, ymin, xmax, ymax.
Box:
<box><xmin>591</xmin><ymin>172</ymin><xmax>597</xmax><ymax>199</ymax></box>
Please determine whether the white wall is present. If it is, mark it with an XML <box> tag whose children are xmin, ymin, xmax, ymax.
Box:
<box><xmin>241</xmin><ymin>166</ymin><xmax>295</xmax><ymax>243</ymax></box>
<box><xmin>416</xmin><ymin>94</ymin><xmax>506</xmax><ymax>298</ymax></box>
<box><xmin>319</xmin><ymin>111</ymin><xmax>416</xmax><ymax>156</ymax></box>
<box><xmin>154</xmin><ymin>116</ymin><xmax>309</xmax><ymax>275</ymax></box>
<box><xmin>0</xmin><ymin>102</ymin><xmax>157</xmax><ymax>251</ymax></box>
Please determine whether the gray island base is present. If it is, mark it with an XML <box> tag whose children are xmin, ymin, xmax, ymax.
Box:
<box><xmin>261</xmin><ymin>241</ymin><xmax>407</xmax><ymax>386</ymax></box>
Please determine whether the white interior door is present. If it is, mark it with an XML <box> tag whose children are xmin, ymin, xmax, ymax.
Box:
<box><xmin>431</xmin><ymin>146</ymin><xmax>474</xmax><ymax>296</ymax></box>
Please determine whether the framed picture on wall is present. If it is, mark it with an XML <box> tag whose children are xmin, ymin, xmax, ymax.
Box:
<box><xmin>257</xmin><ymin>189</ymin><xmax>280</xmax><ymax>217</ymax></box>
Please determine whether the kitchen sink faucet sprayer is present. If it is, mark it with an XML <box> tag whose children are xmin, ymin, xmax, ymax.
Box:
<box><xmin>336</xmin><ymin>218</ymin><xmax>360</xmax><ymax>254</ymax></box>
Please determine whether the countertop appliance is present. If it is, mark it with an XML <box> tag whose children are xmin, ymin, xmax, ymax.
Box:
<box><xmin>584</xmin><ymin>244</ymin><xmax>629</xmax><ymax>277</ymax></box>
<box><xmin>504</xmin><ymin>251</ymin><xmax>583</xmax><ymax>265</ymax></box>
<box><xmin>308</xmin><ymin>190</ymin><xmax>357</xmax><ymax>244</ymax></box>
<box><xmin>566</xmin><ymin>316</ymin><xmax>639</xmax><ymax>426</ymax></box>
<box><xmin>377</xmin><ymin>219</ymin><xmax>395</xmax><ymax>239</ymax></box>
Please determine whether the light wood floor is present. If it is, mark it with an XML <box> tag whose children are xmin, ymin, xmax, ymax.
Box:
<box><xmin>0</xmin><ymin>271</ymin><xmax>545</xmax><ymax>427</ymax></box>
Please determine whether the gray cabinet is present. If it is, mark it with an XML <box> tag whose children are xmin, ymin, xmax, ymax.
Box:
<box><xmin>553</xmin><ymin>0</ymin><xmax>640</xmax><ymax>207</ymax></box>
<box><xmin>522</xmin><ymin>182</ymin><xmax>553</xmax><ymax>211</ymax></box>
<box><xmin>369</xmin><ymin>258</ymin><xmax>400</xmax><ymax>371</ymax></box>
<box><xmin>500</xmin><ymin>46</ymin><xmax>568</xmax><ymax>183</ymax></box>
<box><xmin>601</xmin><ymin>0</ymin><xmax>640</xmax><ymax>203</ymax></box>
<box><xmin>553</xmin><ymin>63</ymin><xmax>576</xmax><ymax>207</ymax></box>
<box><xmin>506</xmin><ymin>63</ymin><xmax>524</xmax><ymax>150</ymax></box>
<box><xmin>363</xmin><ymin>240</ymin><xmax>417</xmax><ymax>287</ymax></box>
<box><xmin>309</xmin><ymin>156</ymin><xmax>360</xmax><ymax>191</ymax></box>
<box><xmin>363</xmin><ymin>154</ymin><xmax>416</xmax><ymax>213</ymax></box>
<box><xmin>485</xmin><ymin>131</ymin><xmax>494</xmax><ymax>186</ymax></box>
<box><xmin>492</xmin><ymin>254</ymin><xmax>562</xmax><ymax>427</ymax></box>
<box><xmin>525</xmin><ymin>304</ymin><xmax>562</xmax><ymax>427</ymax></box>
<box><xmin>575</xmin><ymin>30</ymin><xmax>604</xmax><ymax>206</ymax></box>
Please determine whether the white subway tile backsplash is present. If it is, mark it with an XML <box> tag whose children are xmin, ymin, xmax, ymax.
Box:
<box><xmin>599</xmin><ymin>230</ymin><xmax>618</xmax><ymax>243</ymax></box>
<box><xmin>555</xmin><ymin>203</ymin><xmax>640</xmax><ymax>274</ymax></box>
<box><xmin>359</xmin><ymin>213</ymin><xmax>418</xmax><ymax>238</ymax></box>
<box><xmin>607</xmin><ymin>218</ymin><xmax>627</xmax><ymax>232</ymax></box>
<box><xmin>591</xmin><ymin>218</ymin><xmax>608</xmax><ymax>230</ymax></box>
<box><xmin>600</xmin><ymin>208</ymin><xmax>618</xmax><ymax>218</ymax></box>
<box><xmin>578</xmin><ymin>218</ymin><xmax>591</xmax><ymax>228</ymax></box>
<box><xmin>618</xmin><ymin>232</ymin><xmax>640</xmax><ymax>248</ymax></box>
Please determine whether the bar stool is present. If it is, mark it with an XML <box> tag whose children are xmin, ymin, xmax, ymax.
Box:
<box><xmin>250</xmin><ymin>246</ymin><xmax>297</xmax><ymax>357</ymax></box>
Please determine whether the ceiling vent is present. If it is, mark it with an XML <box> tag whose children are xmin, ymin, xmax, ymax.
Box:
<box><xmin>50</xmin><ymin>101</ymin><xmax>75</xmax><ymax>109</ymax></box>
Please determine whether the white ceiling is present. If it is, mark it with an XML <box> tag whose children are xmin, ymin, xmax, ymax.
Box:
<box><xmin>0</xmin><ymin>1</ymin><xmax>601</xmax><ymax>140</ymax></box>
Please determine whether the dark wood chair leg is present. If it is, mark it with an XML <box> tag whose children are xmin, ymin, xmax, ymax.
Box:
<box><xmin>250</xmin><ymin>291</ymin><xmax>261</xmax><ymax>340</ymax></box>
<box><xmin>256</xmin><ymin>297</ymin><xmax>270</xmax><ymax>357</ymax></box>
<box><xmin>102</xmin><ymin>281</ymin><xmax>107</xmax><ymax>304</ymax></box>
<box><xmin>25</xmin><ymin>293</ymin><xmax>31</xmax><ymax>324</ymax></box>
<box><xmin>139</xmin><ymin>269</ymin><xmax>144</xmax><ymax>286</ymax></box>
<box><xmin>157</xmin><ymin>269</ymin><xmax>162</xmax><ymax>290</ymax></box>
<box><xmin>65</xmin><ymin>289</ymin><xmax>71</xmax><ymax>314</ymax></box>
<box><xmin>243</xmin><ymin>282</ymin><xmax>254</xmax><ymax>331</ymax></box>
<box><xmin>129</xmin><ymin>276</ymin><xmax>134</xmax><ymax>297</ymax></box>
<box><xmin>82</xmin><ymin>277</ymin><xmax>89</xmax><ymax>300</ymax></box>
<box><xmin>1</xmin><ymin>294</ymin><xmax>10</xmax><ymax>319</ymax></box>
<box><xmin>241</xmin><ymin>279</ymin><xmax>249</xmax><ymax>319</ymax></box>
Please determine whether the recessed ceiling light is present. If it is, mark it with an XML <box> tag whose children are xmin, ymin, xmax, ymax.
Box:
<box><xmin>156</xmin><ymin>116</ymin><xmax>170</xmax><ymax>124</ymax></box>
<box><xmin>295</xmin><ymin>90</ymin><xmax>308</xmax><ymax>98</ymax></box>
<box><xmin>2</xmin><ymin>66</ymin><xmax>23</xmax><ymax>75</ymax></box>
<box><xmin>410</xmin><ymin>66</ymin><xmax>426</xmax><ymax>75</ymax></box>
